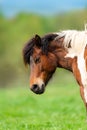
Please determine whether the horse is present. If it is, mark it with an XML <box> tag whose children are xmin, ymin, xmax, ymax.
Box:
<box><xmin>23</xmin><ymin>30</ymin><xmax>87</xmax><ymax>114</ymax></box>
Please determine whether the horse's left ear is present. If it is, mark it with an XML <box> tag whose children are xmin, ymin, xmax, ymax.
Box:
<box><xmin>35</xmin><ymin>34</ymin><xmax>42</xmax><ymax>48</ymax></box>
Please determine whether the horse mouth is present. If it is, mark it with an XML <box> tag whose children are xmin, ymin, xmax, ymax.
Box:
<box><xmin>34</xmin><ymin>89</ymin><xmax>45</xmax><ymax>94</ymax></box>
<box><xmin>30</xmin><ymin>84</ymin><xmax>45</xmax><ymax>94</ymax></box>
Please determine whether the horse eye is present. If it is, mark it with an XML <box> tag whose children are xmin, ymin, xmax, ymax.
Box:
<box><xmin>34</xmin><ymin>57</ymin><xmax>40</xmax><ymax>64</ymax></box>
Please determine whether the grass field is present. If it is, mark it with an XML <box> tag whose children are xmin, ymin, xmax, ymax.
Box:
<box><xmin>0</xmin><ymin>79</ymin><xmax>87</xmax><ymax>130</ymax></box>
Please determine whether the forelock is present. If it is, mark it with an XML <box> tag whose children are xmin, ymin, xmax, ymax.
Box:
<box><xmin>23</xmin><ymin>38</ymin><xmax>35</xmax><ymax>65</ymax></box>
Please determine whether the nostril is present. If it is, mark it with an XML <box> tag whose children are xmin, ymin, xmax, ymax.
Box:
<box><xmin>33</xmin><ymin>84</ymin><xmax>38</xmax><ymax>90</ymax></box>
<box><xmin>31</xmin><ymin>84</ymin><xmax>39</xmax><ymax>92</ymax></box>
<box><xmin>42</xmin><ymin>84</ymin><xmax>45</xmax><ymax>88</ymax></box>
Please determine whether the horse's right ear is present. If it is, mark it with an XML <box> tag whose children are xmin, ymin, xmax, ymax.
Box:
<box><xmin>34</xmin><ymin>34</ymin><xmax>42</xmax><ymax>48</ymax></box>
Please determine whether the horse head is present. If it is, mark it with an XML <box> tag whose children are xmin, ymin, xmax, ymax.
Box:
<box><xmin>23</xmin><ymin>34</ymin><xmax>58</xmax><ymax>94</ymax></box>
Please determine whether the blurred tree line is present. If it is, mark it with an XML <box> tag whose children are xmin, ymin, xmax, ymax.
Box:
<box><xmin>0</xmin><ymin>9</ymin><xmax>87</xmax><ymax>87</ymax></box>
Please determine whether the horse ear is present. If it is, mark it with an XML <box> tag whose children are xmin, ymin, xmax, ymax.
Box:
<box><xmin>35</xmin><ymin>34</ymin><xmax>42</xmax><ymax>48</ymax></box>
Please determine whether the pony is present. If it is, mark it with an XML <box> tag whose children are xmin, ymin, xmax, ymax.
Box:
<box><xmin>23</xmin><ymin>30</ymin><xmax>87</xmax><ymax>114</ymax></box>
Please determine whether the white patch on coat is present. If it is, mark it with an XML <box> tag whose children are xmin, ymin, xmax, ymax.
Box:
<box><xmin>56</xmin><ymin>30</ymin><xmax>87</xmax><ymax>57</ymax></box>
<box><xmin>55</xmin><ymin>30</ymin><xmax>87</xmax><ymax>102</ymax></box>
<box><xmin>84</xmin><ymin>88</ymin><xmax>87</xmax><ymax>103</ymax></box>
<box><xmin>77</xmin><ymin>49</ymin><xmax>87</xmax><ymax>102</ymax></box>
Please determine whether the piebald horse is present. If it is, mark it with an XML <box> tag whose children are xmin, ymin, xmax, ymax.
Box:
<box><xmin>23</xmin><ymin>30</ymin><xmax>87</xmax><ymax>114</ymax></box>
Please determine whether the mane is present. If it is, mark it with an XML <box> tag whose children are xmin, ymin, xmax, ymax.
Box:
<box><xmin>23</xmin><ymin>30</ymin><xmax>87</xmax><ymax>65</ymax></box>
<box><xmin>41</xmin><ymin>33</ymin><xmax>58</xmax><ymax>54</ymax></box>
<box><xmin>56</xmin><ymin>30</ymin><xmax>87</xmax><ymax>57</ymax></box>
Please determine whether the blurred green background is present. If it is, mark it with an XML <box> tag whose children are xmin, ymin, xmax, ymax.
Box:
<box><xmin>0</xmin><ymin>0</ymin><xmax>87</xmax><ymax>88</ymax></box>
<box><xmin>1</xmin><ymin>1</ymin><xmax>87</xmax><ymax>129</ymax></box>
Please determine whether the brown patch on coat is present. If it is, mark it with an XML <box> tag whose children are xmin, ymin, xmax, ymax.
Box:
<box><xmin>80</xmin><ymin>85</ymin><xmax>86</xmax><ymax>106</ymax></box>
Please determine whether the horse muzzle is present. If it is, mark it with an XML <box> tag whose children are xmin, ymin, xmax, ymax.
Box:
<box><xmin>30</xmin><ymin>84</ymin><xmax>45</xmax><ymax>94</ymax></box>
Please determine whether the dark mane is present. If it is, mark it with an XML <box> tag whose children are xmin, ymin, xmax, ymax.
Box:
<box><xmin>23</xmin><ymin>33</ymin><xmax>58</xmax><ymax>65</ymax></box>
<box><xmin>41</xmin><ymin>33</ymin><xmax>58</xmax><ymax>54</ymax></box>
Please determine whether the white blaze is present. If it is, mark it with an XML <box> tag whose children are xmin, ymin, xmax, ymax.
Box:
<box><xmin>30</xmin><ymin>56</ymin><xmax>45</xmax><ymax>88</ymax></box>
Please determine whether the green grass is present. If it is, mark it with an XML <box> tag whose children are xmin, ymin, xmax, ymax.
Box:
<box><xmin>0</xmin><ymin>83</ymin><xmax>87</xmax><ymax>130</ymax></box>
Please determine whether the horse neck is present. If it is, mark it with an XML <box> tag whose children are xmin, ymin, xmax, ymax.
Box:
<box><xmin>53</xmin><ymin>46</ymin><xmax>73</xmax><ymax>71</ymax></box>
